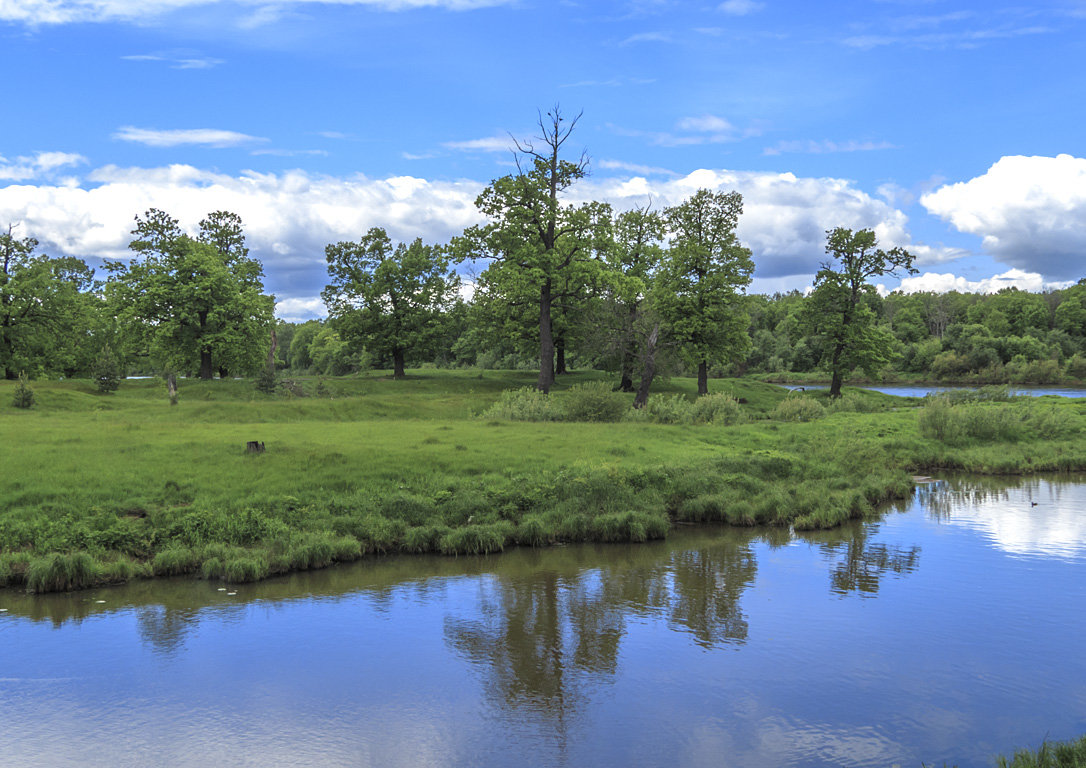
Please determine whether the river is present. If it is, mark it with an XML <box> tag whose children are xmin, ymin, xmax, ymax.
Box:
<box><xmin>2</xmin><ymin>476</ymin><xmax>1085</xmax><ymax>767</ymax></box>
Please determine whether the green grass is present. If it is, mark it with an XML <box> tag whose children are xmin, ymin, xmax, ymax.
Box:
<box><xmin>994</xmin><ymin>735</ymin><xmax>1086</xmax><ymax>768</ymax></box>
<box><xmin>2</xmin><ymin>370</ymin><xmax>1084</xmax><ymax>592</ymax></box>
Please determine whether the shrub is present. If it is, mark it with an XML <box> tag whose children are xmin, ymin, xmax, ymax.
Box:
<box><xmin>918</xmin><ymin>396</ymin><xmax>1079</xmax><ymax>444</ymax></box>
<box><xmin>641</xmin><ymin>394</ymin><xmax>692</xmax><ymax>424</ymax></box>
<box><xmin>11</xmin><ymin>371</ymin><xmax>34</xmax><ymax>409</ymax></box>
<box><xmin>562</xmin><ymin>381</ymin><xmax>629</xmax><ymax>423</ymax></box>
<box><xmin>481</xmin><ymin>387</ymin><xmax>561</xmax><ymax>421</ymax></box>
<box><xmin>93</xmin><ymin>345</ymin><xmax>122</xmax><ymax>393</ymax></box>
<box><xmin>772</xmin><ymin>394</ymin><xmax>825</xmax><ymax>422</ymax></box>
<box><xmin>690</xmin><ymin>392</ymin><xmax>743</xmax><ymax>425</ymax></box>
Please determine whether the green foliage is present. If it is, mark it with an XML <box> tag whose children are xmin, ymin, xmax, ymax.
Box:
<box><xmin>11</xmin><ymin>370</ymin><xmax>34</xmax><ymax>408</ymax></box>
<box><xmin>919</xmin><ymin>396</ymin><xmax>1079</xmax><ymax>444</ymax></box>
<box><xmin>995</xmin><ymin>735</ymin><xmax>1086</xmax><ymax>768</ymax></box>
<box><xmin>481</xmin><ymin>387</ymin><xmax>562</xmax><ymax>421</ymax></box>
<box><xmin>323</xmin><ymin>228</ymin><xmax>458</xmax><ymax>378</ymax></box>
<box><xmin>772</xmin><ymin>393</ymin><xmax>826</xmax><ymax>422</ymax></box>
<box><xmin>93</xmin><ymin>344</ymin><xmax>122</xmax><ymax>393</ymax></box>
<box><xmin>563</xmin><ymin>381</ymin><xmax>629</xmax><ymax>422</ymax></box>
<box><xmin>254</xmin><ymin>366</ymin><xmax>279</xmax><ymax>394</ymax></box>
<box><xmin>26</xmin><ymin>552</ymin><xmax>99</xmax><ymax>593</ymax></box>
<box><xmin>656</xmin><ymin>189</ymin><xmax>754</xmax><ymax>391</ymax></box>
<box><xmin>689</xmin><ymin>392</ymin><xmax>744</xmax><ymax>424</ymax></box>
<box><xmin>105</xmin><ymin>209</ymin><xmax>273</xmax><ymax>379</ymax></box>
<box><xmin>0</xmin><ymin>227</ymin><xmax>99</xmax><ymax>380</ymax></box>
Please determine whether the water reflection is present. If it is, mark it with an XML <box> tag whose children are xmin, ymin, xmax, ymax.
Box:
<box><xmin>918</xmin><ymin>476</ymin><xmax>1086</xmax><ymax>559</ymax></box>
<box><xmin>3</xmin><ymin>478</ymin><xmax>1086</xmax><ymax>768</ymax></box>
<box><xmin>799</xmin><ymin>521</ymin><xmax>922</xmax><ymax>597</ymax></box>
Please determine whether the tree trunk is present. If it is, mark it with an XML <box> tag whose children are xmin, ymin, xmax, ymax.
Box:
<box><xmin>393</xmin><ymin>348</ymin><xmax>405</xmax><ymax>379</ymax></box>
<box><xmin>829</xmin><ymin>342</ymin><xmax>845</xmax><ymax>397</ymax></box>
<box><xmin>633</xmin><ymin>324</ymin><xmax>660</xmax><ymax>409</ymax></box>
<box><xmin>537</xmin><ymin>281</ymin><xmax>555</xmax><ymax>394</ymax></box>
<box><xmin>556</xmin><ymin>337</ymin><xmax>567</xmax><ymax>375</ymax></box>
<box><xmin>697</xmin><ymin>360</ymin><xmax>708</xmax><ymax>396</ymax></box>
<box><xmin>199</xmin><ymin>350</ymin><xmax>213</xmax><ymax>380</ymax></box>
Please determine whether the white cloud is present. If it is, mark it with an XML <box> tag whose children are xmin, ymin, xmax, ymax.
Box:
<box><xmin>441</xmin><ymin>136</ymin><xmax>515</xmax><ymax>153</ymax></box>
<box><xmin>1</xmin><ymin>0</ymin><xmax>512</xmax><ymax>25</ymax></box>
<box><xmin>1</xmin><ymin>161</ymin><xmax>957</xmax><ymax>309</ymax></box>
<box><xmin>0</xmin><ymin>163</ymin><xmax>484</xmax><ymax>307</ymax></box>
<box><xmin>114</xmin><ymin>126</ymin><xmax>269</xmax><ymax>148</ymax></box>
<box><xmin>276</xmin><ymin>296</ymin><xmax>326</xmax><ymax>321</ymax></box>
<box><xmin>122</xmin><ymin>53</ymin><xmax>224</xmax><ymax>69</ymax></box>
<box><xmin>596</xmin><ymin>159</ymin><xmax>677</xmax><ymax>177</ymax></box>
<box><xmin>0</xmin><ymin>151</ymin><xmax>86</xmax><ymax>181</ymax></box>
<box><xmin>719</xmin><ymin>0</ymin><xmax>763</xmax><ymax>15</ymax></box>
<box><xmin>764</xmin><ymin>139</ymin><xmax>897</xmax><ymax>156</ymax></box>
<box><xmin>574</xmin><ymin>167</ymin><xmax>951</xmax><ymax>279</ymax></box>
<box><xmin>676</xmin><ymin>115</ymin><xmax>734</xmax><ymax>133</ymax></box>
<box><xmin>619</xmin><ymin>31</ymin><xmax>673</xmax><ymax>45</ymax></box>
<box><xmin>895</xmin><ymin>268</ymin><xmax>1074</xmax><ymax>295</ymax></box>
<box><xmin>921</xmin><ymin>154</ymin><xmax>1086</xmax><ymax>280</ymax></box>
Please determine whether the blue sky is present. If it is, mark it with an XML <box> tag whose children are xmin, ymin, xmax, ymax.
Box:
<box><xmin>1</xmin><ymin>0</ymin><xmax>1084</xmax><ymax>319</ymax></box>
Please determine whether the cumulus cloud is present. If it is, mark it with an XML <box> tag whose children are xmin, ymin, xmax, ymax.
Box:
<box><xmin>114</xmin><ymin>126</ymin><xmax>269</xmax><ymax>148</ymax></box>
<box><xmin>921</xmin><ymin>154</ymin><xmax>1086</xmax><ymax>280</ymax></box>
<box><xmin>894</xmin><ymin>268</ymin><xmax>1074</xmax><ymax>295</ymax></box>
<box><xmin>1</xmin><ymin>0</ymin><xmax>511</xmax><ymax>25</ymax></box>
<box><xmin>276</xmin><ymin>296</ymin><xmax>327</xmax><ymax>321</ymax></box>
<box><xmin>574</xmin><ymin>167</ymin><xmax>949</xmax><ymax>279</ymax></box>
<box><xmin>0</xmin><ymin>164</ymin><xmax>484</xmax><ymax>317</ymax></box>
<box><xmin>1</xmin><ymin>161</ymin><xmax>955</xmax><ymax>316</ymax></box>
<box><xmin>0</xmin><ymin>151</ymin><xmax>86</xmax><ymax>181</ymax></box>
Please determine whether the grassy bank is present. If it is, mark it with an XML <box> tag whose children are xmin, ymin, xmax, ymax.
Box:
<box><xmin>993</xmin><ymin>735</ymin><xmax>1086</xmax><ymax>768</ymax></box>
<box><xmin>2</xmin><ymin>370</ymin><xmax>1083</xmax><ymax>592</ymax></box>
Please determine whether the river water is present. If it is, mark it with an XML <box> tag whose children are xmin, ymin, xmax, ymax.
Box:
<box><xmin>782</xmin><ymin>384</ymin><xmax>1086</xmax><ymax>398</ymax></box>
<box><xmin>2</xmin><ymin>477</ymin><xmax>1085</xmax><ymax>767</ymax></box>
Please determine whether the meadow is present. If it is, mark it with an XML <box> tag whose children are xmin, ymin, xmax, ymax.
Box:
<box><xmin>2</xmin><ymin>370</ymin><xmax>1084</xmax><ymax>592</ymax></box>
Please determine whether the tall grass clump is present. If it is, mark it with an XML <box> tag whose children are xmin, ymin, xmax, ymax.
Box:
<box><xmin>481</xmin><ymin>387</ymin><xmax>561</xmax><ymax>421</ymax></box>
<box><xmin>152</xmin><ymin>546</ymin><xmax>200</xmax><ymax>576</ymax></box>
<box><xmin>995</xmin><ymin>735</ymin><xmax>1086</xmax><ymax>767</ymax></box>
<box><xmin>26</xmin><ymin>552</ymin><xmax>99</xmax><ymax>593</ymax></box>
<box><xmin>825</xmin><ymin>392</ymin><xmax>879</xmax><ymax>414</ymax></box>
<box><xmin>562</xmin><ymin>381</ymin><xmax>629</xmax><ymax>422</ymax></box>
<box><xmin>439</xmin><ymin>523</ymin><xmax>512</xmax><ymax>555</ymax></box>
<box><xmin>772</xmin><ymin>393</ymin><xmax>825</xmax><ymax>422</ymax></box>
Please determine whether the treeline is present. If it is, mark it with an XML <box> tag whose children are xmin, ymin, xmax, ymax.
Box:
<box><xmin>3</xmin><ymin>109</ymin><xmax>1084</xmax><ymax>393</ymax></box>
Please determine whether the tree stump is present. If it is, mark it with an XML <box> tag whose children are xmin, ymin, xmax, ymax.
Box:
<box><xmin>246</xmin><ymin>441</ymin><xmax>266</xmax><ymax>453</ymax></box>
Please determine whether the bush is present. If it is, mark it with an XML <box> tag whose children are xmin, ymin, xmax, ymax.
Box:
<box><xmin>641</xmin><ymin>394</ymin><xmax>692</xmax><ymax>424</ymax></box>
<box><xmin>563</xmin><ymin>381</ymin><xmax>630</xmax><ymax>422</ymax></box>
<box><xmin>153</xmin><ymin>546</ymin><xmax>200</xmax><ymax>576</ymax></box>
<box><xmin>690</xmin><ymin>392</ymin><xmax>743</xmax><ymax>425</ymax></box>
<box><xmin>918</xmin><ymin>396</ymin><xmax>1079</xmax><ymax>444</ymax></box>
<box><xmin>772</xmin><ymin>394</ymin><xmax>825</xmax><ymax>422</ymax></box>
<box><xmin>481</xmin><ymin>387</ymin><xmax>561</xmax><ymax>421</ymax></box>
<box><xmin>93</xmin><ymin>345</ymin><xmax>122</xmax><ymax>393</ymax></box>
<box><xmin>11</xmin><ymin>371</ymin><xmax>34</xmax><ymax>409</ymax></box>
